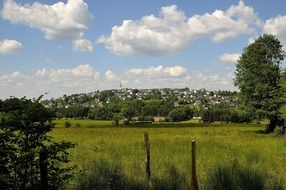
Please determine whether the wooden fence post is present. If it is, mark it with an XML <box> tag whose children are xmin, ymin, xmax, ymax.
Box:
<box><xmin>190</xmin><ymin>140</ymin><xmax>199</xmax><ymax>190</ymax></box>
<box><xmin>144</xmin><ymin>132</ymin><xmax>151</xmax><ymax>182</ymax></box>
<box><xmin>40</xmin><ymin>146</ymin><xmax>48</xmax><ymax>190</ymax></box>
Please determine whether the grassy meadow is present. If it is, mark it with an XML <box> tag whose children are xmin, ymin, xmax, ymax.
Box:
<box><xmin>53</xmin><ymin>119</ymin><xmax>114</xmax><ymax>127</ymax></box>
<box><xmin>51</xmin><ymin>120</ymin><xmax>286</xmax><ymax>189</ymax></box>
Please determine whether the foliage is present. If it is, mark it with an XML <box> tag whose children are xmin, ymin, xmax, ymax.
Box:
<box><xmin>168</xmin><ymin>106</ymin><xmax>193</xmax><ymax>122</ymax></box>
<box><xmin>112</xmin><ymin>115</ymin><xmax>120</xmax><ymax>126</ymax></box>
<box><xmin>56</xmin><ymin>106</ymin><xmax>89</xmax><ymax>119</ymax></box>
<box><xmin>53</xmin><ymin>97</ymin><xmax>178</xmax><ymax>121</ymax></box>
<box><xmin>234</xmin><ymin>34</ymin><xmax>285</xmax><ymax>132</ymax></box>
<box><xmin>121</xmin><ymin>107</ymin><xmax>136</xmax><ymax>121</ymax></box>
<box><xmin>216</xmin><ymin>90</ymin><xmax>238</xmax><ymax>96</ymax></box>
<box><xmin>137</xmin><ymin>116</ymin><xmax>155</xmax><ymax>122</ymax></box>
<box><xmin>98</xmin><ymin>90</ymin><xmax>115</xmax><ymax>103</ymax></box>
<box><xmin>65</xmin><ymin>121</ymin><xmax>72</xmax><ymax>128</ymax></box>
<box><xmin>202</xmin><ymin>105</ymin><xmax>252</xmax><ymax>123</ymax></box>
<box><xmin>0</xmin><ymin>97</ymin><xmax>74</xmax><ymax>190</ymax></box>
<box><xmin>279</xmin><ymin>69</ymin><xmax>286</xmax><ymax>125</ymax></box>
<box><xmin>88</xmin><ymin>106</ymin><xmax>114</xmax><ymax>120</ymax></box>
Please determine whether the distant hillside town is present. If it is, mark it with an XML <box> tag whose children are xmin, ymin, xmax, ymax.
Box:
<box><xmin>41</xmin><ymin>88</ymin><xmax>238</xmax><ymax>110</ymax></box>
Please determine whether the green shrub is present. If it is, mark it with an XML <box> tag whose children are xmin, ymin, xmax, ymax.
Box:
<box><xmin>274</xmin><ymin>126</ymin><xmax>286</xmax><ymax>136</ymax></box>
<box><xmin>202</xmin><ymin>105</ymin><xmax>252</xmax><ymax>123</ymax></box>
<box><xmin>112</xmin><ymin>115</ymin><xmax>120</xmax><ymax>126</ymax></box>
<box><xmin>64</xmin><ymin>121</ymin><xmax>72</xmax><ymax>128</ymax></box>
<box><xmin>168</xmin><ymin>107</ymin><xmax>192</xmax><ymax>122</ymax></box>
<box><xmin>137</xmin><ymin>116</ymin><xmax>155</xmax><ymax>122</ymax></box>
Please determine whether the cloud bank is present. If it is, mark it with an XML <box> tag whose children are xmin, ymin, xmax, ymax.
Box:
<box><xmin>2</xmin><ymin>0</ymin><xmax>93</xmax><ymax>40</ymax></box>
<box><xmin>98</xmin><ymin>1</ymin><xmax>260</xmax><ymax>56</ymax></box>
<box><xmin>0</xmin><ymin>64</ymin><xmax>235</xmax><ymax>99</ymax></box>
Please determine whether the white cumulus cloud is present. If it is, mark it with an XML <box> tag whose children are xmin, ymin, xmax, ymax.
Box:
<box><xmin>123</xmin><ymin>65</ymin><xmax>190</xmax><ymax>89</ymax></box>
<box><xmin>0</xmin><ymin>39</ymin><xmax>23</xmax><ymax>54</ymax></box>
<box><xmin>98</xmin><ymin>1</ymin><xmax>259</xmax><ymax>56</ymax></box>
<box><xmin>0</xmin><ymin>64</ymin><xmax>238</xmax><ymax>98</ymax></box>
<box><xmin>219</xmin><ymin>53</ymin><xmax>240</xmax><ymax>63</ymax></box>
<box><xmin>72</xmin><ymin>39</ymin><xmax>94</xmax><ymax>53</ymax></box>
<box><xmin>2</xmin><ymin>0</ymin><xmax>93</xmax><ymax>40</ymax></box>
<box><xmin>194</xmin><ymin>71</ymin><xmax>235</xmax><ymax>90</ymax></box>
<box><xmin>127</xmin><ymin>65</ymin><xmax>187</xmax><ymax>78</ymax></box>
<box><xmin>263</xmin><ymin>15</ymin><xmax>286</xmax><ymax>45</ymax></box>
<box><xmin>105</xmin><ymin>70</ymin><xmax>120</xmax><ymax>82</ymax></box>
<box><xmin>0</xmin><ymin>64</ymin><xmax>100</xmax><ymax>98</ymax></box>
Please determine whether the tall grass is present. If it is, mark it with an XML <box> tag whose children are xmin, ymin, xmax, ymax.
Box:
<box><xmin>151</xmin><ymin>164</ymin><xmax>188</xmax><ymax>190</ymax></box>
<box><xmin>51</xmin><ymin>124</ymin><xmax>286</xmax><ymax>189</ymax></box>
<box><xmin>75</xmin><ymin>159</ymin><xmax>128</xmax><ymax>190</ymax></box>
<box><xmin>75</xmin><ymin>160</ymin><xmax>187</xmax><ymax>190</ymax></box>
<box><xmin>75</xmin><ymin>159</ymin><xmax>285</xmax><ymax>190</ymax></box>
<box><xmin>205</xmin><ymin>162</ymin><xmax>284</xmax><ymax>190</ymax></box>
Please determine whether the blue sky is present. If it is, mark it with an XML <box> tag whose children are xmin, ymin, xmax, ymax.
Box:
<box><xmin>0</xmin><ymin>0</ymin><xmax>285</xmax><ymax>99</ymax></box>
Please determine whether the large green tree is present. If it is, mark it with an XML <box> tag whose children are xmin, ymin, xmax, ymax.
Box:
<box><xmin>234</xmin><ymin>34</ymin><xmax>285</xmax><ymax>132</ymax></box>
<box><xmin>0</xmin><ymin>97</ymin><xmax>74</xmax><ymax>189</ymax></box>
<box><xmin>279</xmin><ymin>69</ymin><xmax>286</xmax><ymax>134</ymax></box>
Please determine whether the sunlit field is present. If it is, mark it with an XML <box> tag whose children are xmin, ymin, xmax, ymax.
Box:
<box><xmin>50</xmin><ymin>121</ymin><xmax>286</xmax><ymax>188</ymax></box>
<box><xmin>53</xmin><ymin>119</ymin><xmax>114</xmax><ymax>127</ymax></box>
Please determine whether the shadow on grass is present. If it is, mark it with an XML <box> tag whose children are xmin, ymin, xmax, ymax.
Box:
<box><xmin>74</xmin><ymin>158</ymin><xmax>285</xmax><ymax>190</ymax></box>
<box><xmin>74</xmin><ymin>159</ymin><xmax>188</xmax><ymax>190</ymax></box>
<box><xmin>255</xmin><ymin>129</ymin><xmax>267</xmax><ymax>134</ymax></box>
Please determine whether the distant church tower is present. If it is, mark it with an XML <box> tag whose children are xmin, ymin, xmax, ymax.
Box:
<box><xmin>120</xmin><ymin>81</ymin><xmax>122</xmax><ymax>89</ymax></box>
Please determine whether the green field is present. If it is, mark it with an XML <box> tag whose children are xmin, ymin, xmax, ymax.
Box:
<box><xmin>53</xmin><ymin>118</ymin><xmax>202</xmax><ymax>127</ymax></box>
<box><xmin>53</xmin><ymin>119</ymin><xmax>114</xmax><ymax>127</ymax></box>
<box><xmin>51</xmin><ymin>121</ymin><xmax>286</xmax><ymax>188</ymax></box>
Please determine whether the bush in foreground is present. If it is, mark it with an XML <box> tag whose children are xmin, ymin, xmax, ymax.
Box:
<box><xmin>0</xmin><ymin>97</ymin><xmax>74</xmax><ymax>189</ymax></box>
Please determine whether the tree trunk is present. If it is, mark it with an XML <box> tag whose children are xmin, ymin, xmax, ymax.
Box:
<box><xmin>266</xmin><ymin>116</ymin><xmax>277</xmax><ymax>133</ymax></box>
<box><xmin>282</xmin><ymin>126</ymin><xmax>286</xmax><ymax>135</ymax></box>
<box><xmin>40</xmin><ymin>147</ymin><xmax>48</xmax><ymax>190</ymax></box>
